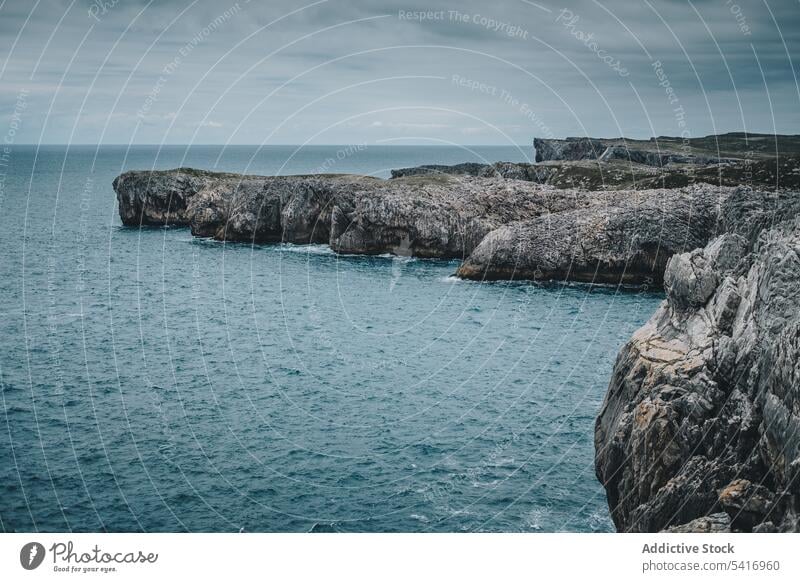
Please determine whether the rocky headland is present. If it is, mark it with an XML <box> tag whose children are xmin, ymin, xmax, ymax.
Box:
<box><xmin>113</xmin><ymin>132</ymin><xmax>800</xmax><ymax>532</ymax></box>
<box><xmin>115</xmin><ymin>169</ymin><xmax>577</xmax><ymax>258</ymax></box>
<box><xmin>114</xmin><ymin>168</ymin><xmax>743</xmax><ymax>285</ymax></box>
<box><xmin>594</xmin><ymin>188</ymin><xmax>800</xmax><ymax>532</ymax></box>
<box><xmin>533</xmin><ymin>132</ymin><xmax>800</xmax><ymax>165</ymax></box>
<box><xmin>454</xmin><ymin>185</ymin><xmax>730</xmax><ymax>285</ymax></box>
<box><xmin>393</xmin><ymin>132</ymin><xmax>800</xmax><ymax>191</ymax></box>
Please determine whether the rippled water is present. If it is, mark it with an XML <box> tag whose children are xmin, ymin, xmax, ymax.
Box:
<box><xmin>0</xmin><ymin>145</ymin><xmax>663</xmax><ymax>532</ymax></box>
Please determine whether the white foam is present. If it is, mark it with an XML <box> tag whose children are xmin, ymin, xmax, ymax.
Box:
<box><xmin>276</xmin><ymin>243</ymin><xmax>334</xmax><ymax>255</ymax></box>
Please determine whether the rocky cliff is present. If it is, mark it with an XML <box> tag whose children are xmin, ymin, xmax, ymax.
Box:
<box><xmin>117</xmin><ymin>167</ymin><xmax>792</xmax><ymax>288</ymax></box>
<box><xmin>455</xmin><ymin>185</ymin><xmax>733</xmax><ymax>285</ymax></box>
<box><xmin>594</xmin><ymin>188</ymin><xmax>800</xmax><ymax>532</ymax></box>
<box><xmin>390</xmin><ymin>155</ymin><xmax>800</xmax><ymax>191</ymax></box>
<box><xmin>114</xmin><ymin>169</ymin><xmax>587</xmax><ymax>259</ymax></box>
<box><xmin>392</xmin><ymin>133</ymin><xmax>800</xmax><ymax>190</ymax></box>
<box><xmin>534</xmin><ymin>137</ymin><xmax>608</xmax><ymax>163</ymax></box>
<box><xmin>534</xmin><ymin>137</ymin><xmax>739</xmax><ymax>167</ymax></box>
<box><xmin>115</xmin><ymin>169</ymin><xmax>742</xmax><ymax>285</ymax></box>
<box><xmin>532</xmin><ymin>133</ymin><xmax>772</xmax><ymax>166</ymax></box>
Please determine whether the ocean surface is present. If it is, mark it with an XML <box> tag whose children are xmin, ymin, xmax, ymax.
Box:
<box><xmin>0</xmin><ymin>145</ymin><xmax>663</xmax><ymax>532</ymax></box>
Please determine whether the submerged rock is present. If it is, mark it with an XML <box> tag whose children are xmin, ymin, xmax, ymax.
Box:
<box><xmin>595</xmin><ymin>188</ymin><xmax>800</xmax><ymax>532</ymax></box>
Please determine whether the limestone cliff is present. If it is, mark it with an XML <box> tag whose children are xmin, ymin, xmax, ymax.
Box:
<box><xmin>594</xmin><ymin>189</ymin><xmax>800</xmax><ymax>532</ymax></box>
<box><xmin>456</xmin><ymin>185</ymin><xmax>734</xmax><ymax>285</ymax></box>
<box><xmin>114</xmin><ymin>169</ymin><xmax>583</xmax><ymax>259</ymax></box>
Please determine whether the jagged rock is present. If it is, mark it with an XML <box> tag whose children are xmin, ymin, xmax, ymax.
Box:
<box><xmin>327</xmin><ymin>189</ymin><xmax>487</xmax><ymax>258</ymax></box>
<box><xmin>534</xmin><ymin>135</ymin><xmax>741</xmax><ymax>166</ymax></box>
<box><xmin>665</xmin><ymin>513</ymin><xmax>731</xmax><ymax>533</ymax></box>
<box><xmin>112</xmin><ymin>168</ymin><xmax>223</xmax><ymax>226</ymax></box>
<box><xmin>390</xmin><ymin>162</ymin><xmax>490</xmax><ymax>178</ymax></box>
<box><xmin>598</xmin><ymin>145</ymin><xmax>737</xmax><ymax>166</ymax></box>
<box><xmin>114</xmin><ymin>170</ymin><xmax>589</xmax><ymax>260</ymax></box>
<box><xmin>534</xmin><ymin>137</ymin><xmax>607</xmax><ymax>163</ymax></box>
<box><xmin>664</xmin><ymin>250</ymin><xmax>719</xmax><ymax>310</ymax></box>
<box><xmin>718</xmin><ymin>479</ymin><xmax>778</xmax><ymax>531</ymax></box>
<box><xmin>595</xmin><ymin>188</ymin><xmax>800</xmax><ymax>532</ymax></box>
<box><xmin>456</xmin><ymin>186</ymin><xmax>732</xmax><ymax>285</ymax></box>
<box><xmin>115</xmin><ymin>169</ymin><xmax>780</xmax><ymax>289</ymax></box>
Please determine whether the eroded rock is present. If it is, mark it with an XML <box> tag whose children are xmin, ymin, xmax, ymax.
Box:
<box><xmin>595</xmin><ymin>188</ymin><xmax>800</xmax><ymax>532</ymax></box>
<box><xmin>115</xmin><ymin>170</ymin><xmax>588</xmax><ymax>260</ymax></box>
<box><xmin>456</xmin><ymin>186</ymin><xmax>733</xmax><ymax>285</ymax></box>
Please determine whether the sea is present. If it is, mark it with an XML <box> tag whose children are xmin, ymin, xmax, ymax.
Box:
<box><xmin>0</xmin><ymin>145</ymin><xmax>663</xmax><ymax>532</ymax></box>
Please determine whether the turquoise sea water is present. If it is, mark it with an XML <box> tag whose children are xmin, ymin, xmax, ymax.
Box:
<box><xmin>0</xmin><ymin>145</ymin><xmax>663</xmax><ymax>532</ymax></box>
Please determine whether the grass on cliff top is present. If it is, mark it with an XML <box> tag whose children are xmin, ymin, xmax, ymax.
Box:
<box><xmin>138</xmin><ymin>167</ymin><xmax>380</xmax><ymax>180</ymax></box>
<box><xmin>545</xmin><ymin>155</ymin><xmax>800</xmax><ymax>190</ymax></box>
<box><xmin>393</xmin><ymin>173</ymin><xmax>456</xmax><ymax>185</ymax></box>
<box><xmin>593</xmin><ymin>133</ymin><xmax>800</xmax><ymax>159</ymax></box>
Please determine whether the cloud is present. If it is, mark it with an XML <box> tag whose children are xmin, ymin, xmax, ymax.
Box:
<box><xmin>369</xmin><ymin>121</ymin><xmax>448</xmax><ymax>130</ymax></box>
<box><xmin>0</xmin><ymin>0</ymin><xmax>798</xmax><ymax>143</ymax></box>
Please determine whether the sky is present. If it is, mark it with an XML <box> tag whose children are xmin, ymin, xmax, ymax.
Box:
<box><xmin>1</xmin><ymin>0</ymin><xmax>799</xmax><ymax>145</ymax></box>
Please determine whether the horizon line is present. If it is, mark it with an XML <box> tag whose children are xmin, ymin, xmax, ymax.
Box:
<box><xmin>9</xmin><ymin>143</ymin><xmax>535</xmax><ymax>147</ymax></box>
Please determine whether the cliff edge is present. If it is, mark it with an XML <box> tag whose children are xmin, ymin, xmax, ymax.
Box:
<box><xmin>595</xmin><ymin>188</ymin><xmax>800</xmax><ymax>532</ymax></box>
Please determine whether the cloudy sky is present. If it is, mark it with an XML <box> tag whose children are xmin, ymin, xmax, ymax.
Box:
<box><xmin>1</xmin><ymin>0</ymin><xmax>799</xmax><ymax>144</ymax></box>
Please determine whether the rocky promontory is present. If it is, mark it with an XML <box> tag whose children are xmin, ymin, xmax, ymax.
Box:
<box><xmin>393</xmin><ymin>147</ymin><xmax>800</xmax><ymax>192</ymax></box>
<box><xmin>455</xmin><ymin>185</ymin><xmax>731</xmax><ymax>285</ymax></box>
<box><xmin>114</xmin><ymin>169</ymin><xmax>742</xmax><ymax>285</ymax></box>
<box><xmin>533</xmin><ymin>132</ymin><xmax>800</xmax><ymax>165</ymax></box>
<box><xmin>534</xmin><ymin>136</ymin><xmax>738</xmax><ymax>166</ymax></box>
<box><xmin>115</xmin><ymin>134</ymin><xmax>800</xmax><ymax>273</ymax></box>
<box><xmin>595</xmin><ymin>188</ymin><xmax>800</xmax><ymax>532</ymax></box>
<box><xmin>114</xmin><ymin>169</ymin><xmax>586</xmax><ymax>259</ymax></box>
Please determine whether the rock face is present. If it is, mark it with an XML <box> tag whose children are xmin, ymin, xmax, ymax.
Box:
<box><xmin>113</xmin><ymin>168</ymin><xmax>223</xmax><ymax>226</ymax></box>
<box><xmin>534</xmin><ymin>137</ymin><xmax>738</xmax><ymax>167</ymax></box>
<box><xmin>664</xmin><ymin>513</ymin><xmax>731</xmax><ymax>533</ymax></box>
<box><xmin>114</xmin><ymin>169</ymin><xmax>586</xmax><ymax>259</ymax></box>
<box><xmin>598</xmin><ymin>145</ymin><xmax>737</xmax><ymax>166</ymax></box>
<box><xmin>113</xmin><ymin>169</ymin><xmax>368</xmax><ymax>244</ymax></box>
<box><xmin>390</xmin><ymin>155</ymin><xmax>800</xmax><ymax>191</ymax></box>
<box><xmin>114</xmin><ymin>168</ymin><xmax>773</xmax><ymax>289</ymax></box>
<box><xmin>534</xmin><ymin>131</ymin><xmax>800</xmax><ymax>164</ymax></box>
<box><xmin>389</xmin><ymin>161</ymin><xmax>562</xmax><ymax>182</ymax></box>
<box><xmin>534</xmin><ymin>137</ymin><xmax>607</xmax><ymax>163</ymax></box>
<box><xmin>456</xmin><ymin>185</ymin><xmax>733</xmax><ymax>285</ymax></box>
<box><xmin>595</xmin><ymin>188</ymin><xmax>800</xmax><ymax>532</ymax></box>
